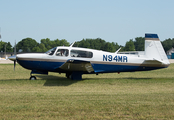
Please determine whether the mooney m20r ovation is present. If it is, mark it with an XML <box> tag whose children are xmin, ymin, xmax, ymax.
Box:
<box><xmin>9</xmin><ymin>34</ymin><xmax>170</xmax><ymax>80</ymax></box>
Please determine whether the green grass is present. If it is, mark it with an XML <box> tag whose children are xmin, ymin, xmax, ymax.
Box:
<box><xmin>0</xmin><ymin>64</ymin><xmax>174</xmax><ymax>119</ymax></box>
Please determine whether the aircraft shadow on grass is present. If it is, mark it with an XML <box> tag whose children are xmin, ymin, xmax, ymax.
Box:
<box><xmin>118</xmin><ymin>77</ymin><xmax>152</xmax><ymax>80</ymax></box>
<box><xmin>0</xmin><ymin>76</ymin><xmax>78</xmax><ymax>86</ymax></box>
<box><xmin>36</xmin><ymin>74</ymin><xmax>152</xmax><ymax>87</ymax></box>
<box><xmin>36</xmin><ymin>75</ymin><xmax>78</xmax><ymax>86</ymax></box>
<box><xmin>84</xmin><ymin>77</ymin><xmax>152</xmax><ymax>81</ymax></box>
<box><xmin>0</xmin><ymin>75</ymin><xmax>152</xmax><ymax>86</ymax></box>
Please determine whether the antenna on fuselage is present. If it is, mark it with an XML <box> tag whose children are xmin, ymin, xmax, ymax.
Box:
<box><xmin>115</xmin><ymin>47</ymin><xmax>122</xmax><ymax>54</ymax></box>
<box><xmin>69</xmin><ymin>41</ymin><xmax>76</xmax><ymax>47</ymax></box>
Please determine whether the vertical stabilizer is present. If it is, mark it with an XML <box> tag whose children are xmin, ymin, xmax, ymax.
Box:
<box><xmin>145</xmin><ymin>34</ymin><xmax>170</xmax><ymax>64</ymax></box>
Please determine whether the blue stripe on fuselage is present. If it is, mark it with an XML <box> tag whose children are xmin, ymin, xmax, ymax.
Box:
<box><xmin>91</xmin><ymin>63</ymin><xmax>165</xmax><ymax>73</ymax></box>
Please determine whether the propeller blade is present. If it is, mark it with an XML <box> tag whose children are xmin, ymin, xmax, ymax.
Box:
<box><xmin>8</xmin><ymin>41</ymin><xmax>17</xmax><ymax>71</ymax></box>
<box><xmin>14</xmin><ymin>40</ymin><xmax>16</xmax><ymax>71</ymax></box>
<box><xmin>14</xmin><ymin>60</ymin><xmax>16</xmax><ymax>71</ymax></box>
<box><xmin>14</xmin><ymin>40</ymin><xmax>16</xmax><ymax>55</ymax></box>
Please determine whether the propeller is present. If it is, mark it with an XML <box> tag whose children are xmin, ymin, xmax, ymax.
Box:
<box><xmin>14</xmin><ymin>41</ymin><xmax>16</xmax><ymax>71</ymax></box>
<box><xmin>8</xmin><ymin>41</ymin><xmax>17</xmax><ymax>71</ymax></box>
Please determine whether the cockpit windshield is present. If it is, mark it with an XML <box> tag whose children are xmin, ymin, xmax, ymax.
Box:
<box><xmin>45</xmin><ymin>47</ymin><xmax>57</xmax><ymax>55</ymax></box>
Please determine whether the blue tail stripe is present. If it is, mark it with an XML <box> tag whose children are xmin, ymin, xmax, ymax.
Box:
<box><xmin>145</xmin><ymin>34</ymin><xmax>158</xmax><ymax>38</ymax></box>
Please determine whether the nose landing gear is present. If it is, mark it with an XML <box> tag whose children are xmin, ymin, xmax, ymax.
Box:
<box><xmin>30</xmin><ymin>76</ymin><xmax>37</xmax><ymax>80</ymax></box>
<box><xmin>30</xmin><ymin>72</ymin><xmax>37</xmax><ymax>80</ymax></box>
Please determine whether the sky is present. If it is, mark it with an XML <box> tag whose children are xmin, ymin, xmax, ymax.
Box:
<box><xmin>0</xmin><ymin>0</ymin><xmax>174</xmax><ymax>46</ymax></box>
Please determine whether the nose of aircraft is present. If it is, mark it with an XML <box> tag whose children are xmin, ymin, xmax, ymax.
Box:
<box><xmin>8</xmin><ymin>55</ymin><xmax>17</xmax><ymax>71</ymax></box>
<box><xmin>8</xmin><ymin>55</ymin><xmax>16</xmax><ymax>61</ymax></box>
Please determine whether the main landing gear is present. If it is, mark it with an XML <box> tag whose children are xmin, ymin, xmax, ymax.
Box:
<box><xmin>66</xmin><ymin>72</ymin><xmax>71</xmax><ymax>79</ymax></box>
<box><xmin>66</xmin><ymin>72</ymin><xmax>83</xmax><ymax>80</ymax></box>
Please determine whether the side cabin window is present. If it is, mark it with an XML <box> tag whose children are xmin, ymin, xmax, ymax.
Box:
<box><xmin>70</xmin><ymin>50</ymin><xmax>93</xmax><ymax>58</ymax></box>
<box><xmin>56</xmin><ymin>49</ymin><xmax>69</xmax><ymax>57</ymax></box>
<box><xmin>45</xmin><ymin>47</ymin><xmax>57</xmax><ymax>55</ymax></box>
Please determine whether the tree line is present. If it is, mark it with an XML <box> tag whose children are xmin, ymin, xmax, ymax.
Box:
<box><xmin>0</xmin><ymin>36</ymin><xmax>174</xmax><ymax>53</ymax></box>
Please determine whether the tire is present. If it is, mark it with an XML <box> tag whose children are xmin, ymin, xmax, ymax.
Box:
<box><xmin>30</xmin><ymin>76</ymin><xmax>37</xmax><ymax>80</ymax></box>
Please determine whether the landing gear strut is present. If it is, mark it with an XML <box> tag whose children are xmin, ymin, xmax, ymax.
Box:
<box><xmin>66</xmin><ymin>72</ymin><xmax>72</xmax><ymax>79</ymax></box>
<box><xmin>30</xmin><ymin>72</ymin><xmax>36</xmax><ymax>80</ymax></box>
<box><xmin>66</xmin><ymin>72</ymin><xmax>83</xmax><ymax>80</ymax></box>
<box><xmin>29</xmin><ymin>70</ymin><xmax>48</xmax><ymax>80</ymax></box>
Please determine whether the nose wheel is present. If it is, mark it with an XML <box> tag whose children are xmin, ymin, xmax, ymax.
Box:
<box><xmin>30</xmin><ymin>76</ymin><xmax>37</xmax><ymax>80</ymax></box>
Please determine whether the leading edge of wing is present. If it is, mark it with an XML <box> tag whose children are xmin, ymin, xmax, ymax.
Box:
<box><xmin>59</xmin><ymin>59</ymin><xmax>94</xmax><ymax>73</ymax></box>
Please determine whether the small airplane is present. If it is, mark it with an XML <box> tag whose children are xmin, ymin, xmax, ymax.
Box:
<box><xmin>9</xmin><ymin>33</ymin><xmax>170</xmax><ymax>80</ymax></box>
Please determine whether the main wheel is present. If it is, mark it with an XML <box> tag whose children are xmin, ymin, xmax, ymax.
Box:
<box><xmin>30</xmin><ymin>76</ymin><xmax>37</xmax><ymax>80</ymax></box>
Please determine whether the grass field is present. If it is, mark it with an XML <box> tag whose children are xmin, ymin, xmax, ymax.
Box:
<box><xmin>0</xmin><ymin>64</ymin><xmax>174</xmax><ymax>119</ymax></box>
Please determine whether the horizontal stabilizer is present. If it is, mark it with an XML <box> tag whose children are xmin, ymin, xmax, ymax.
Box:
<box><xmin>143</xmin><ymin>58</ymin><xmax>170</xmax><ymax>68</ymax></box>
<box><xmin>153</xmin><ymin>58</ymin><xmax>165</xmax><ymax>64</ymax></box>
<box><xmin>144</xmin><ymin>59</ymin><xmax>163</xmax><ymax>64</ymax></box>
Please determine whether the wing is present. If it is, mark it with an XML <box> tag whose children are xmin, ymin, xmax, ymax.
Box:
<box><xmin>59</xmin><ymin>59</ymin><xmax>94</xmax><ymax>73</ymax></box>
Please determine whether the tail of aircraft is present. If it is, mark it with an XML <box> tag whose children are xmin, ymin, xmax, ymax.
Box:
<box><xmin>144</xmin><ymin>33</ymin><xmax>170</xmax><ymax>65</ymax></box>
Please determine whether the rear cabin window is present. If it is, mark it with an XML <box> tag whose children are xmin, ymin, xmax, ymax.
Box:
<box><xmin>70</xmin><ymin>50</ymin><xmax>93</xmax><ymax>58</ymax></box>
<box><xmin>56</xmin><ymin>49</ymin><xmax>69</xmax><ymax>57</ymax></box>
